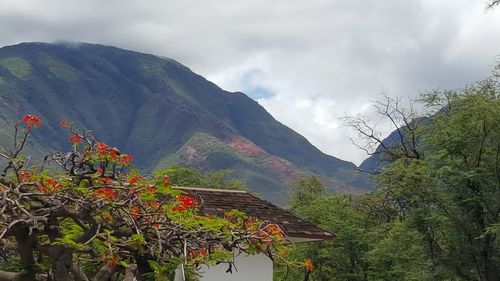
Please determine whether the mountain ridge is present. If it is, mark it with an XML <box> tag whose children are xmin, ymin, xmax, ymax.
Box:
<box><xmin>0</xmin><ymin>42</ymin><xmax>373</xmax><ymax>204</ymax></box>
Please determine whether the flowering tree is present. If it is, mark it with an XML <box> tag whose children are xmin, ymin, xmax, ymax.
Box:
<box><xmin>0</xmin><ymin>115</ymin><xmax>303</xmax><ymax>281</ymax></box>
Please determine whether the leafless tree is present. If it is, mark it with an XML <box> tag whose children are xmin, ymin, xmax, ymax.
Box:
<box><xmin>343</xmin><ymin>94</ymin><xmax>423</xmax><ymax>172</ymax></box>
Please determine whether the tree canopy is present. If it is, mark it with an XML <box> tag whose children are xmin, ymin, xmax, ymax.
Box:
<box><xmin>0</xmin><ymin>117</ymin><xmax>304</xmax><ymax>281</ymax></box>
<box><xmin>277</xmin><ymin>76</ymin><xmax>500</xmax><ymax>281</ymax></box>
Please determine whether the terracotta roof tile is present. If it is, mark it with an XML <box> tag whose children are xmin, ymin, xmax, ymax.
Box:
<box><xmin>174</xmin><ymin>187</ymin><xmax>333</xmax><ymax>240</ymax></box>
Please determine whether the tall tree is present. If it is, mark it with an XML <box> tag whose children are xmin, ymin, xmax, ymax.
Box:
<box><xmin>0</xmin><ymin>116</ymin><xmax>294</xmax><ymax>281</ymax></box>
<box><xmin>288</xmin><ymin>176</ymin><xmax>325</xmax><ymax>211</ymax></box>
<box><xmin>348</xmin><ymin>77</ymin><xmax>500</xmax><ymax>280</ymax></box>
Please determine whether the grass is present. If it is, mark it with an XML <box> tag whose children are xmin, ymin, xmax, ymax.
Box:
<box><xmin>140</xmin><ymin>59</ymin><xmax>166</xmax><ymax>77</ymax></box>
<box><xmin>38</xmin><ymin>54</ymin><xmax>78</xmax><ymax>81</ymax></box>
<box><xmin>0</xmin><ymin>57</ymin><xmax>33</xmax><ymax>80</ymax></box>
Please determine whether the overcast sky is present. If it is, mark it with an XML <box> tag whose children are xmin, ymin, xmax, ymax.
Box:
<box><xmin>1</xmin><ymin>0</ymin><xmax>499</xmax><ymax>165</ymax></box>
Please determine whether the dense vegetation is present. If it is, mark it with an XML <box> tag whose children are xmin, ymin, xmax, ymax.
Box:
<box><xmin>160</xmin><ymin>164</ymin><xmax>247</xmax><ymax>191</ymax></box>
<box><xmin>276</xmin><ymin>76</ymin><xmax>500</xmax><ymax>281</ymax></box>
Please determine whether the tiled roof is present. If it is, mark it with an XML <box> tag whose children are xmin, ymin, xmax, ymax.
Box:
<box><xmin>174</xmin><ymin>187</ymin><xmax>333</xmax><ymax>241</ymax></box>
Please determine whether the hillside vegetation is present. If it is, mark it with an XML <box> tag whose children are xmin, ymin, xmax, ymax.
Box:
<box><xmin>0</xmin><ymin>42</ymin><xmax>372</xmax><ymax>204</ymax></box>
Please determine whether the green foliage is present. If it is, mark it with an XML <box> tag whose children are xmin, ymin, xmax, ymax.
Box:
<box><xmin>288</xmin><ymin>176</ymin><xmax>325</xmax><ymax>210</ymax></box>
<box><xmin>277</xmin><ymin>179</ymin><xmax>370</xmax><ymax>281</ymax></box>
<box><xmin>159</xmin><ymin>164</ymin><xmax>247</xmax><ymax>190</ymax></box>
<box><xmin>38</xmin><ymin>54</ymin><xmax>79</xmax><ymax>81</ymax></box>
<box><xmin>53</xmin><ymin>219</ymin><xmax>86</xmax><ymax>250</ymax></box>
<box><xmin>0</xmin><ymin>117</ymin><xmax>294</xmax><ymax>281</ymax></box>
<box><xmin>417</xmin><ymin>82</ymin><xmax>500</xmax><ymax>279</ymax></box>
<box><xmin>366</xmin><ymin>222</ymin><xmax>433</xmax><ymax>281</ymax></box>
<box><xmin>279</xmin><ymin>190</ymin><xmax>431</xmax><ymax>281</ymax></box>
<box><xmin>278</xmin><ymin>77</ymin><xmax>500</xmax><ymax>281</ymax></box>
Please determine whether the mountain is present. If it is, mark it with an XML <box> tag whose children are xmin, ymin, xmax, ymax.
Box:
<box><xmin>0</xmin><ymin>42</ymin><xmax>373</xmax><ymax>204</ymax></box>
<box><xmin>359</xmin><ymin>117</ymin><xmax>428</xmax><ymax>174</ymax></box>
<box><xmin>358</xmin><ymin>130</ymin><xmax>398</xmax><ymax>173</ymax></box>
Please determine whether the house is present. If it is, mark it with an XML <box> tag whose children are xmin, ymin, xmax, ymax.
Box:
<box><xmin>173</xmin><ymin>187</ymin><xmax>333</xmax><ymax>281</ymax></box>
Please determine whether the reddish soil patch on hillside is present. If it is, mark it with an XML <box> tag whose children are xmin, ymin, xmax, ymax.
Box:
<box><xmin>185</xmin><ymin>145</ymin><xmax>198</xmax><ymax>160</ymax></box>
<box><xmin>229</xmin><ymin>137</ymin><xmax>263</xmax><ymax>157</ymax></box>
<box><xmin>262</xmin><ymin>156</ymin><xmax>308</xmax><ymax>181</ymax></box>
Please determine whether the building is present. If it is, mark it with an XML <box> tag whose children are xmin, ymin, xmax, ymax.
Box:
<box><xmin>173</xmin><ymin>187</ymin><xmax>333</xmax><ymax>281</ymax></box>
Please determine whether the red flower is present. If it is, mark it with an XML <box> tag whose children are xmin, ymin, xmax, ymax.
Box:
<box><xmin>304</xmin><ymin>258</ymin><xmax>315</xmax><ymax>272</ymax></box>
<box><xmin>109</xmin><ymin>148</ymin><xmax>118</xmax><ymax>159</ymax></box>
<box><xmin>188</xmin><ymin>248</ymin><xmax>208</xmax><ymax>258</ymax></box>
<box><xmin>245</xmin><ymin>218</ymin><xmax>254</xmax><ymax>229</ymax></box>
<box><xmin>101</xmin><ymin>177</ymin><xmax>112</xmax><ymax>185</ymax></box>
<box><xmin>266</xmin><ymin>224</ymin><xmax>285</xmax><ymax>238</ymax></box>
<box><xmin>118</xmin><ymin>154</ymin><xmax>133</xmax><ymax>165</ymax></box>
<box><xmin>60</xmin><ymin>119</ymin><xmax>69</xmax><ymax>128</ymax></box>
<box><xmin>129</xmin><ymin>175</ymin><xmax>141</xmax><ymax>185</ymax></box>
<box><xmin>95</xmin><ymin>188</ymin><xmax>116</xmax><ymax>200</ymax></box>
<box><xmin>130</xmin><ymin>206</ymin><xmax>141</xmax><ymax>220</ymax></box>
<box><xmin>178</xmin><ymin>195</ymin><xmax>198</xmax><ymax>208</ymax></box>
<box><xmin>69</xmin><ymin>135</ymin><xmax>82</xmax><ymax>144</ymax></box>
<box><xmin>19</xmin><ymin>171</ymin><xmax>33</xmax><ymax>182</ymax></box>
<box><xmin>96</xmin><ymin>142</ymin><xmax>108</xmax><ymax>156</ymax></box>
<box><xmin>172</xmin><ymin>195</ymin><xmax>198</xmax><ymax>212</ymax></box>
<box><xmin>179</xmin><ymin>196</ymin><xmax>197</xmax><ymax>207</ymax></box>
<box><xmin>47</xmin><ymin>179</ymin><xmax>61</xmax><ymax>189</ymax></box>
<box><xmin>97</xmin><ymin>167</ymin><xmax>104</xmax><ymax>175</ymax></box>
<box><xmin>22</xmin><ymin>114</ymin><xmax>41</xmax><ymax>129</ymax></box>
<box><xmin>37</xmin><ymin>178</ymin><xmax>62</xmax><ymax>193</ymax></box>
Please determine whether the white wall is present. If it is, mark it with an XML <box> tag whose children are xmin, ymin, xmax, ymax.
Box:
<box><xmin>200</xmin><ymin>253</ymin><xmax>273</xmax><ymax>281</ymax></box>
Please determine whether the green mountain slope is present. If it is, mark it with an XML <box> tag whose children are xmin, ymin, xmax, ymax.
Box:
<box><xmin>0</xmin><ymin>42</ymin><xmax>372</xmax><ymax>204</ymax></box>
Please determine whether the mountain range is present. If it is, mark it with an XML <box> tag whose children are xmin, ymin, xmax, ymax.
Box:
<box><xmin>0</xmin><ymin>42</ymin><xmax>373</xmax><ymax>204</ymax></box>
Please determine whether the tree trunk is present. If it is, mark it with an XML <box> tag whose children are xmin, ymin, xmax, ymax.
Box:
<box><xmin>15</xmin><ymin>227</ymin><xmax>36</xmax><ymax>281</ymax></box>
<box><xmin>135</xmin><ymin>254</ymin><xmax>153</xmax><ymax>281</ymax></box>
<box><xmin>71</xmin><ymin>265</ymin><xmax>89</xmax><ymax>281</ymax></box>
<box><xmin>477</xmin><ymin>231</ymin><xmax>498</xmax><ymax>281</ymax></box>
<box><xmin>53</xmin><ymin>249</ymin><xmax>74</xmax><ymax>281</ymax></box>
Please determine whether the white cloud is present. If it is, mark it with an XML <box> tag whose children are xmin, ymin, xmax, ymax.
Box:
<box><xmin>0</xmin><ymin>0</ymin><xmax>499</xmax><ymax>164</ymax></box>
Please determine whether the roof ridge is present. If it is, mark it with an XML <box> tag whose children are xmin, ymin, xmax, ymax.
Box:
<box><xmin>173</xmin><ymin>186</ymin><xmax>248</xmax><ymax>193</ymax></box>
